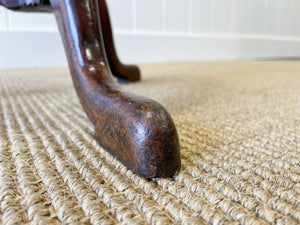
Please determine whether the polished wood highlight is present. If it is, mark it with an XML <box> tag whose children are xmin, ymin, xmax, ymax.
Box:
<box><xmin>0</xmin><ymin>0</ymin><xmax>181</xmax><ymax>178</ymax></box>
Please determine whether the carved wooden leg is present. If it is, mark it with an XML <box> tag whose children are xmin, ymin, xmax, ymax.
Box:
<box><xmin>49</xmin><ymin>0</ymin><xmax>181</xmax><ymax>178</ymax></box>
<box><xmin>98</xmin><ymin>0</ymin><xmax>140</xmax><ymax>82</ymax></box>
<box><xmin>0</xmin><ymin>0</ymin><xmax>138</xmax><ymax>81</ymax></box>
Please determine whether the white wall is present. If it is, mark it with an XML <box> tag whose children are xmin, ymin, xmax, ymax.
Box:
<box><xmin>1</xmin><ymin>0</ymin><xmax>300</xmax><ymax>69</ymax></box>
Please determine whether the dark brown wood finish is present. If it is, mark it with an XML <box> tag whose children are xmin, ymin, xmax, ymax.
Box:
<box><xmin>98</xmin><ymin>0</ymin><xmax>140</xmax><ymax>82</ymax></box>
<box><xmin>0</xmin><ymin>0</ymin><xmax>139</xmax><ymax>81</ymax></box>
<box><xmin>0</xmin><ymin>0</ymin><xmax>181</xmax><ymax>178</ymax></box>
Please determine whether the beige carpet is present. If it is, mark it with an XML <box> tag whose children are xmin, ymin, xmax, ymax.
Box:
<box><xmin>0</xmin><ymin>60</ymin><xmax>299</xmax><ymax>225</ymax></box>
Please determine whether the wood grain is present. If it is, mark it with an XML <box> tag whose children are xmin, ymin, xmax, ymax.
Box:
<box><xmin>0</xmin><ymin>0</ymin><xmax>181</xmax><ymax>178</ymax></box>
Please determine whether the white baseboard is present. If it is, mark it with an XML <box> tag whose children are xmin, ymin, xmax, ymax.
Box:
<box><xmin>0</xmin><ymin>31</ymin><xmax>66</xmax><ymax>69</ymax></box>
<box><xmin>1</xmin><ymin>31</ymin><xmax>300</xmax><ymax>69</ymax></box>
<box><xmin>117</xmin><ymin>32</ymin><xmax>300</xmax><ymax>63</ymax></box>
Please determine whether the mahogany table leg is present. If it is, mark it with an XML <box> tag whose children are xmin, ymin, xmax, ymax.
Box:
<box><xmin>0</xmin><ymin>0</ymin><xmax>138</xmax><ymax>82</ymax></box>
<box><xmin>98</xmin><ymin>0</ymin><xmax>140</xmax><ymax>82</ymax></box>
<box><xmin>49</xmin><ymin>0</ymin><xmax>181</xmax><ymax>178</ymax></box>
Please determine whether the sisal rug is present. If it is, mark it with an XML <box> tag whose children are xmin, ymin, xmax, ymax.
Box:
<box><xmin>0</xmin><ymin>60</ymin><xmax>299</xmax><ymax>225</ymax></box>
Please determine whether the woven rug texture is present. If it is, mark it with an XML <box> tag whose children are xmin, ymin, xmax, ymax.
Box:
<box><xmin>0</xmin><ymin>60</ymin><xmax>299</xmax><ymax>225</ymax></box>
